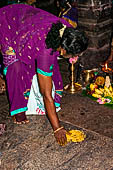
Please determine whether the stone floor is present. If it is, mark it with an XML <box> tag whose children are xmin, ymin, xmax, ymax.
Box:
<box><xmin>0</xmin><ymin>59</ymin><xmax>113</xmax><ymax>169</ymax></box>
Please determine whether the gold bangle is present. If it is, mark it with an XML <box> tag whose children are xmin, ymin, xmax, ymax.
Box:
<box><xmin>54</xmin><ymin>127</ymin><xmax>64</xmax><ymax>134</ymax></box>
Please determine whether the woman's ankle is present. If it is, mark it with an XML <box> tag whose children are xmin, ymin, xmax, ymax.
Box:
<box><xmin>15</xmin><ymin>112</ymin><xmax>26</xmax><ymax>122</ymax></box>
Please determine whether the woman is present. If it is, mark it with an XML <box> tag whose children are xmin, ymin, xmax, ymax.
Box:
<box><xmin>0</xmin><ymin>4</ymin><xmax>88</xmax><ymax>145</ymax></box>
<box><xmin>19</xmin><ymin>0</ymin><xmax>37</xmax><ymax>7</ymax></box>
<box><xmin>56</xmin><ymin>0</ymin><xmax>78</xmax><ymax>28</ymax></box>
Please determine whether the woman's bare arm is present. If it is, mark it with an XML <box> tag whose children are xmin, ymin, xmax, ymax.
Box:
<box><xmin>37</xmin><ymin>73</ymin><xmax>67</xmax><ymax>145</ymax></box>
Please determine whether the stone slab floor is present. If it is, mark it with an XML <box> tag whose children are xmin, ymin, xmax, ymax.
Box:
<box><xmin>0</xmin><ymin>59</ymin><xmax>113</xmax><ymax>169</ymax></box>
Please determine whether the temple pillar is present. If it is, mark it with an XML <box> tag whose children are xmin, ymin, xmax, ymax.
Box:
<box><xmin>78</xmin><ymin>0</ymin><xmax>113</xmax><ymax>69</ymax></box>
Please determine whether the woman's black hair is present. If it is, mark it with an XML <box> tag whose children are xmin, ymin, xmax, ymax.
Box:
<box><xmin>45</xmin><ymin>22</ymin><xmax>63</xmax><ymax>53</ymax></box>
<box><xmin>45</xmin><ymin>22</ymin><xmax>88</xmax><ymax>55</ymax></box>
<box><xmin>61</xmin><ymin>27</ymin><xmax>88</xmax><ymax>55</ymax></box>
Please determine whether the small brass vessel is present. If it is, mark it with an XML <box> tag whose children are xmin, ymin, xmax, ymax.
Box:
<box><xmin>82</xmin><ymin>68</ymin><xmax>98</xmax><ymax>84</ymax></box>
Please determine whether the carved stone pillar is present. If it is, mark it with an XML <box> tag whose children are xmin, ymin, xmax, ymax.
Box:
<box><xmin>78</xmin><ymin>0</ymin><xmax>113</xmax><ymax>69</ymax></box>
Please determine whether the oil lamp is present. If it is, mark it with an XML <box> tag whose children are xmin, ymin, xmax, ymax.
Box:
<box><xmin>102</xmin><ymin>63</ymin><xmax>112</xmax><ymax>73</ymax></box>
<box><xmin>64</xmin><ymin>57</ymin><xmax>82</xmax><ymax>94</ymax></box>
<box><xmin>101</xmin><ymin>63</ymin><xmax>113</xmax><ymax>82</ymax></box>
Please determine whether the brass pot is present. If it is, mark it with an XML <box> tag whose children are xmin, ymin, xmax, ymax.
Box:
<box><xmin>82</xmin><ymin>69</ymin><xmax>95</xmax><ymax>84</ymax></box>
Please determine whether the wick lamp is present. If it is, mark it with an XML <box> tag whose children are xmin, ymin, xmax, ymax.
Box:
<box><xmin>64</xmin><ymin>57</ymin><xmax>82</xmax><ymax>94</ymax></box>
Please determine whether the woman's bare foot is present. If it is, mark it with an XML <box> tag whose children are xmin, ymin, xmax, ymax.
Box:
<box><xmin>21</xmin><ymin>119</ymin><xmax>29</xmax><ymax>124</ymax></box>
<box><xmin>12</xmin><ymin>116</ymin><xmax>29</xmax><ymax>124</ymax></box>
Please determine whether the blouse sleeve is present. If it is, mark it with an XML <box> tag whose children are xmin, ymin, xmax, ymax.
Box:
<box><xmin>37</xmin><ymin>44</ymin><xmax>58</xmax><ymax>77</ymax></box>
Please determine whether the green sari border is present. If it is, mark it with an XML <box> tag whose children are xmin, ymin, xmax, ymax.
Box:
<box><xmin>55</xmin><ymin>102</ymin><xmax>60</xmax><ymax>107</ymax></box>
<box><xmin>37</xmin><ymin>68</ymin><xmax>52</xmax><ymax>76</ymax></box>
<box><xmin>56</xmin><ymin>91</ymin><xmax>63</xmax><ymax>95</ymax></box>
<box><xmin>3</xmin><ymin>67</ymin><xmax>8</xmax><ymax>76</ymax></box>
<box><xmin>11</xmin><ymin>107</ymin><xmax>28</xmax><ymax>116</ymax></box>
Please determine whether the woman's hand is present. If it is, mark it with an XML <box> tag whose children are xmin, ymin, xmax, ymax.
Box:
<box><xmin>37</xmin><ymin>73</ymin><xmax>67</xmax><ymax>146</ymax></box>
<box><xmin>54</xmin><ymin>128</ymin><xmax>67</xmax><ymax>146</ymax></box>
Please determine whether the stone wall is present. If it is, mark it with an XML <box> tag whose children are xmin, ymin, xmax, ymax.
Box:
<box><xmin>78</xmin><ymin>0</ymin><xmax>113</xmax><ymax>69</ymax></box>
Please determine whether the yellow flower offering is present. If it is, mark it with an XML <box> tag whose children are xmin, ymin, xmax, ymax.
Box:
<box><xmin>95</xmin><ymin>88</ymin><xmax>103</xmax><ymax>95</ymax></box>
<box><xmin>90</xmin><ymin>83</ymin><xmax>98</xmax><ymax>91</ymax></box>
<box><xmin>95</xmin><ymin>76</ymin><xmax>105</xmax><ymax>86</ymax></box>
<box><xmin>66</xmin><ymin>130</ymin><xmax>86</xmax><ymax>143</ymax></box>
<box><xmin>92</xmin><ymin>93</ymin><xmax>102</xmax><ymax>98</ymax></box>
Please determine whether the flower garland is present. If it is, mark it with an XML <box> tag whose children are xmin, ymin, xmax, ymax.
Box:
<box><xmin>69</xmin><ymin>56</ymin><xmax>78</xmax><ymax>64</ymax></box>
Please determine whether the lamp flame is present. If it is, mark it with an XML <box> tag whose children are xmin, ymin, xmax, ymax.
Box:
<box><xmin>105</xmin><ymin>63</ymin><xmax>108</xmax><ymax>70</ymax></box>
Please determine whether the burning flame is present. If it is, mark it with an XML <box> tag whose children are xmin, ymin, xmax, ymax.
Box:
<box><xmin>102</xmin><ymin>63</ymin><xmax>112</xmax><ymax>72</ymax></box>
<box><xmin>105</xmin><ymin>63</ymin><xmax>108</xmax><ymax>70</ymax></box>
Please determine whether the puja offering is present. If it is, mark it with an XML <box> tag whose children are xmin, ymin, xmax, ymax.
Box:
<box><xmin>66</xmin><ymin>130</ymin><xmax>86</xmax><ymax>143</ymax></box>
<box><xmin>84</xmin><ymin>73</ymin><xmax>113</xmax><ymax>105</ymax></box>
<box><xmin>82</xmin><ymin>61</ymin><xmax>113</xmax><ymax>107</ymax></box>
<box><xmin>59</xmin><ymin>129</ymin><xmax>86</xmax><ymax>146</ymax></box>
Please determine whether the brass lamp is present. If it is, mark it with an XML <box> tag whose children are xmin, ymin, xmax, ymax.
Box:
<box><xmin>64</xmin><ymin>61</ymin><xmax>82</xmax><ymax>94</ymax></box>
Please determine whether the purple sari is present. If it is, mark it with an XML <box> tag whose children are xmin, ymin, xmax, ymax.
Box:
<box><xmin>0</xmin><ymin>4</ymin><xmax>71</xmax><ymax>117</ymax></box>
